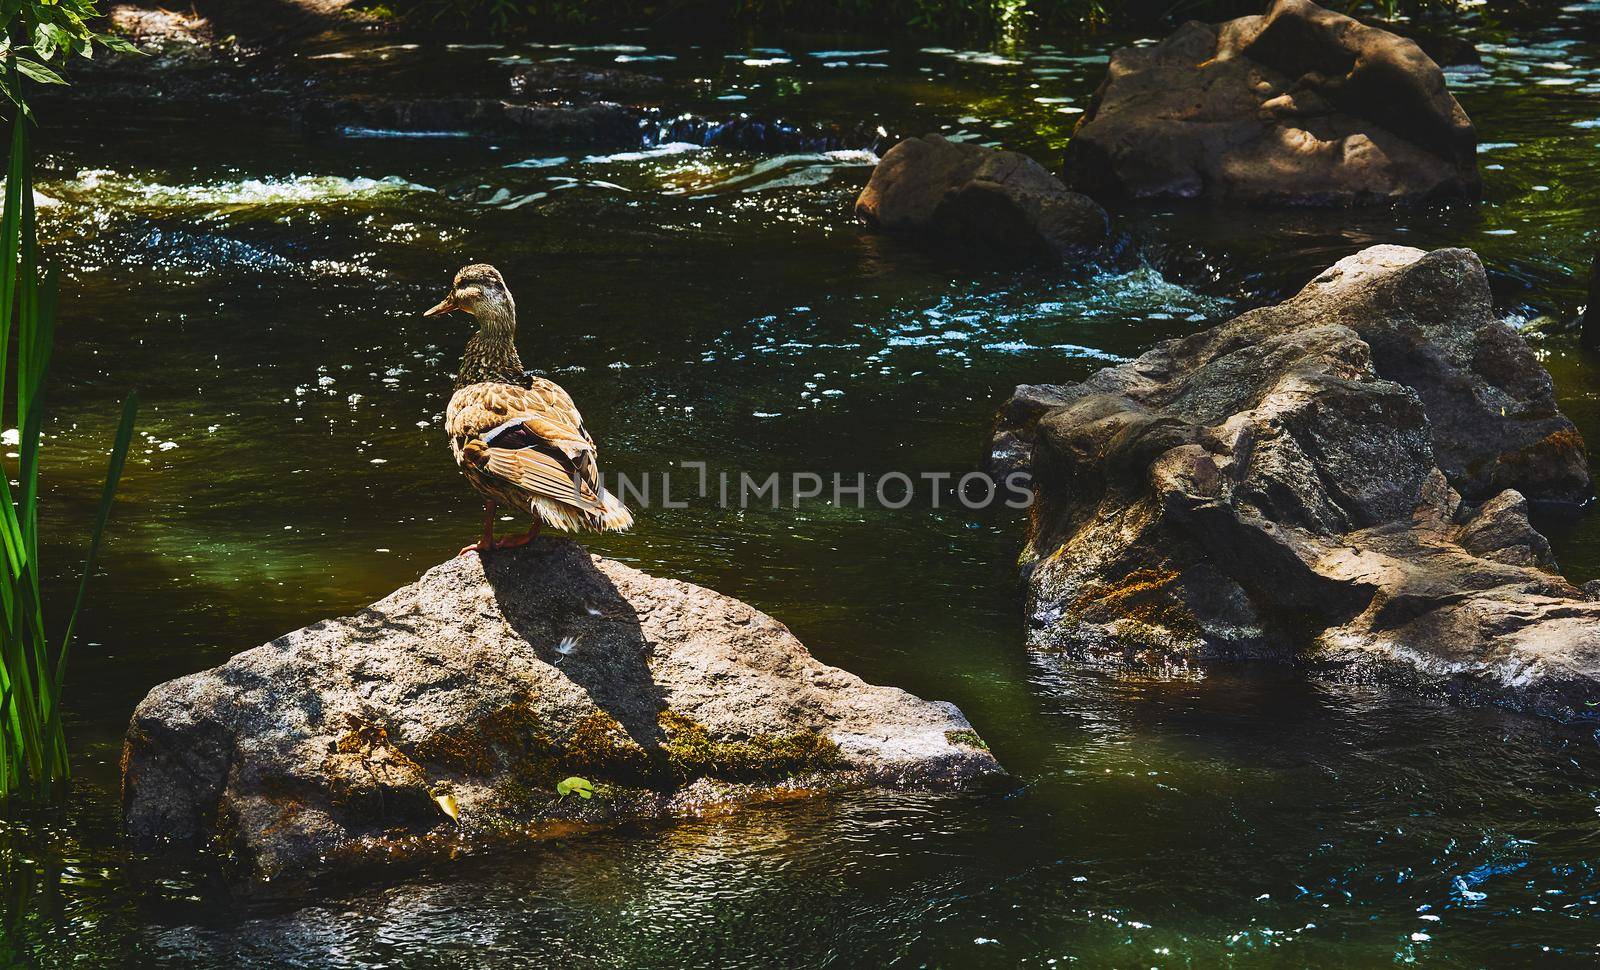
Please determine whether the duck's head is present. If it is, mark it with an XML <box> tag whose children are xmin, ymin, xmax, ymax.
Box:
<box><xmin>423</xmin><ymin>263</ymin><xmax>516</xmax><ymax>325</ymax></box>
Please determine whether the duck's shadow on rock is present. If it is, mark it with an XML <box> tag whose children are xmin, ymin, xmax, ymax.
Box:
<box><xmin>478</xmin><ymin>541</ymin><xmax>666</xmax><ymax>753</ymax></box>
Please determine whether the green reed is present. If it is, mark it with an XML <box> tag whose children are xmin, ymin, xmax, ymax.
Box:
<box><xmin>0</xmin><ymin>76</ymin><xmax>138</xmax><ymax>801</ymax></box>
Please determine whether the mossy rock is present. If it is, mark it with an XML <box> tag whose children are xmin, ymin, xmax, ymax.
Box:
<box><xmin>121</xmin><ymin>542</ymin><xmax>1000</xmax><ymax>882</ymax></box>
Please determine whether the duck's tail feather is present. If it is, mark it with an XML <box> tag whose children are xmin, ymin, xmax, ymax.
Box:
<box><xmin>597</xmin><ymin>488</ymin><xmax>633</xmax><ymax>532</ymax></box>
<box><xmin>527</xmin><ymin>490</ymin><xmax>633</xmax><ymax>533</ymax></box>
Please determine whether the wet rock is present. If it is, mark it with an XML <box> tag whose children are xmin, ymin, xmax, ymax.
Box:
<box><xmin>301</xmin><ymin>94</ymin><xmax>882</xmax><ymax>153</ymax></box>
<box><xmin>302</xmin><ymin>96</ymin><xmax>644</xmax><ymax>144</ymax></box>
<box><xmin>990</xmin><ymin>246</ymin><xmax>1599</xmax><ymax>719</ymax></box>
<box><xmin>122</xmin><ymin>541</ymin><xmax>1000</xmax><ymax>882</ymax></box>
<box><xmin>1063</xmin><ymin>0</ymin><xmax>1479</xmax><ymax>206</ymax></box>
<box><xmin>988</xmin><ymin>384</ymin><xmax>1077</xmax><ymax>479</ymax></box>
<box><xmin>855</xmin><ymin>134</ymin><xmax>1109</xmax><ymax>263</ymax></box>
<box><xmin>655</xmin><ymin>115</ymin><xmax>886</xmax><ymax>154</ymax></box>
<box><xmin>1003</xmin><ymin>246</ymin><xmax>1588</xmax><ymax>504</ymax></box>
<box><xmin>509</xmin><ymin>62</ymin><xmax>664</xmax><ymax>100</ymax></box>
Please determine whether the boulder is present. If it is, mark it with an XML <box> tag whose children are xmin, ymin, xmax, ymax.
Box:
<box><xmin>855</xmin><ymin>134</ymin><xmax>1109</xmax><ymax>263</ymax></box>
<box><xmin>1062</xmin><ymin>0</ymin><xmax>1479</xmax><ymax>206</ymax></box>
<box><xmin>989</xmin><ymin>246</ymin><xmax>1600</xmax><ymax>719</ymax></box>
<box><xmin>122</xmin><ymin>541</ymin><xmax>1000</xmax><ymax>882</ymax></box>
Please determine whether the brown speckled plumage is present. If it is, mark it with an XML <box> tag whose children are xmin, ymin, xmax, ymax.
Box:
<box><xmin>429</xmin><ymin>264</ymin><xmax>632</xmax><ymax>535</ymax></box>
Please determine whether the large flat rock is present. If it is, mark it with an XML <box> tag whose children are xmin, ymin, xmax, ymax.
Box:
<box><xmin>121</xmin><ymin>541</ymin><xmax>1000</xmax><ymax>882</ymax></box>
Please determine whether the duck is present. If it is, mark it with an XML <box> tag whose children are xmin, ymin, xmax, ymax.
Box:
<box><xmin>423</xmin><ymin>263</ymin><xmax>632</xmax><ymax>556</ymax></box>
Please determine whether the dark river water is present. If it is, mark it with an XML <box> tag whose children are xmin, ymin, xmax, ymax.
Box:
<box><xmin>5</xmin><ymin>4</ymin><xmax>1600</xmax><ymax>965</ymax></box>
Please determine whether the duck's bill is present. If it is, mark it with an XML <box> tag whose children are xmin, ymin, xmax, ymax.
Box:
<box><xmin>423</xmin><ymin>296</ymin><xmax>459</xmax><ymax>317</ymax></box>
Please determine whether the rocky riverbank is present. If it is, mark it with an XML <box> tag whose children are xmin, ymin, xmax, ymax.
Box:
<box><xmin>49</xmin><ymin>1</ymin><xmax>890</xmax><ymax>156</ymax></box>
<box><xmin>121</xmin><ymin>541</ymin><xmax>1000</xmax><ymax>883</ymax></box>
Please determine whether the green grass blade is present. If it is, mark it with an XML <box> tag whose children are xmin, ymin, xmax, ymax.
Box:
<box><xmin>16</xmin><ymin>202</ymin><xmax>45</xmax><ymax>568</ymax></box>
<box><xmin>0</xmin><ymin>680</ymin><xmax>12</xmax><ymax>797</ymax></box>
<box><xmin>0</xmin><ymin>118</ymin><xmax>22</xmax><ymax>391</ymax></box>
<box><xmin>49</xmin><ymin>393</ymin><xmax>138</xmax><ymax>708</ymax></box>
<box><xmin>0</xmin><ymin>121</ymin><xmax>27</xmax><ymax>582</ymax></box>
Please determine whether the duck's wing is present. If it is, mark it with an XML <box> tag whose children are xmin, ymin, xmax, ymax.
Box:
<box><xmin>447</xmin><ymin>379</ymin><xmax>607</xmax><ymax>517</ymax></box>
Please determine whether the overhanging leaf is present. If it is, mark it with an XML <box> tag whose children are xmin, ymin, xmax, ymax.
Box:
<box><xmin>94</xmin><ymin>33</ymin><xmax>140</xmax><ymax>56</ymax></box>
<box><xmin>12</xmin><ymin>56</ymin><xmax>65</xmax><ymax>86</ymax></box>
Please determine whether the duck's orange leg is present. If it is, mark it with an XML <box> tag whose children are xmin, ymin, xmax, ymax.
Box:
<box><xmin>458</xmin><ymin>500</ymin><xmax>498</xmax><ymax>557</ymax></box>
<box><xmin>495</xmin><ymin>513</ymin><xmax>543</xmax><ymax>549</ymax></box>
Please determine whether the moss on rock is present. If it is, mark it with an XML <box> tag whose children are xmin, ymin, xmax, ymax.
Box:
<box><xmin>560</xmin><ymin>710</ymin><xmax>652</xmax><ymax>782</ymax></box>
<box><xmin>658</xmin><ymin>710</ymin><xmax>845</xmax><ymax>782</ymax></box>
<box><xmin>324</xmin><ymin>718</ymin><xmax>434</xmax><ymax>825</ymax></box>
<box><xmin>944</xmin><ymin>730</ymin><xmax>989</xmax><ymax>751</ymax></box>
<box><xmin>411</xmin><ymin>702</ymin><xmax>546</xmax><ymax>777</ymax></box>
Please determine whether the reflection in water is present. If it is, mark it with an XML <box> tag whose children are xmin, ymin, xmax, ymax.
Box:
<box><xmin>1</xmin><ymin>817</ymin><xmax>63</xmax><ymax>965</ymax></box>
<box><xmin>13</xmin><ymin>2</ymin><xmax>1600</xmax><ymax>964</ymax></box>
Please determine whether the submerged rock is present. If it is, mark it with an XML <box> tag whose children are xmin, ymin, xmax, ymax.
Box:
<box><xmin>302</xmin><ymin>96</ymin><xmax>645</xmax><ymax>145</ymax></box>
<box><xmin>121</xmin><ymin>541</ymin><xmax>1000</xmax><ymax>882</ymax></box>
<box><xmin>508</xmin><ymin>62</ymin><xmax>665</xmax><ymax>101</ymax></box>
<box><xmin>855</xmin><ymin>134</ymin><xmax>1109</xmax><ymax>263</ymax></box>
<box><xmin>1062</xmin><ymin>0</ymin><xmax>1479</xmax><ymax>206</ymax></box>
<box><xmin>655</xmin><ymin>115</ymin><xmax>886</xmax><ymax>155</ymax></box>
<box><xmin>990</xmin><ymin>246</ymin><xmax>1599</xmax><ymax>718</ymax></box>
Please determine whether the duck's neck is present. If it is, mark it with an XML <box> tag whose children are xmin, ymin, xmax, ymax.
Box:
<box><xmin>455</xmin><ymin>302</ymin><xmax>525</xmax><ymax>390</ymax></box>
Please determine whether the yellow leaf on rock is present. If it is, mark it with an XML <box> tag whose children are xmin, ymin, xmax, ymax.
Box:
<box><xmin>434</xmin><ymin>793</ymin><xmax>460</xmax><ymax>822</ymax></box>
